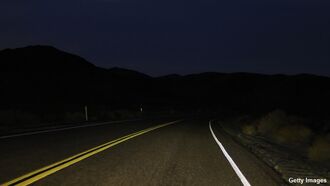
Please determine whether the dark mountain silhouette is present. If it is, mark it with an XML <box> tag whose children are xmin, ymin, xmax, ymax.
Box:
<box><xmin>1</xmin><ymin>45</ymin><xmax>330</xmax><ymax>119</ymax></box>
<box><xmin>0</xmin><ymin>46</ymin><xmax>152</xmax><ymax>112</ymax></box>
<box><xmin>107</xmin><ymin>67</ymin><xmax>151</xmax><ymax>80</ymax></box>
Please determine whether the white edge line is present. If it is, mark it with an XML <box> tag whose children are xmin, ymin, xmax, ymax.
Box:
<box><xmin>0</xmin><ymin>119</ymin><xmax>140</xmax><ymax>139</ymax></box>
<box><xmin>209</xmin><ymin>120</ymin><xmax>251</xmax><ymax>186</ymax></box>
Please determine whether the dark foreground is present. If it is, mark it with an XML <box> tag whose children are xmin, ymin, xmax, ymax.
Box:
<box><xmin>0</xmin><ymin>119</ymin><xmax>283</xmax><ymax>186</ymax></box>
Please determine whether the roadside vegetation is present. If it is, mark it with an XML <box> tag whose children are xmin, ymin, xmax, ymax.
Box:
<box><xmin>0</xmin><ymin>109</ymin><xmax>142</xmax><ymax>134</ymax></box>
<box><xmin>239</xmin><ymin>110</ymin><xmax>330</xmax><ymax>163</ymax></box>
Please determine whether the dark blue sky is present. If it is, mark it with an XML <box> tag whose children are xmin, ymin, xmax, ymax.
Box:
<box><xmin>1</xmin><ymin>0</ymin><xmax>329</xmax><ymax>76</ymax></box>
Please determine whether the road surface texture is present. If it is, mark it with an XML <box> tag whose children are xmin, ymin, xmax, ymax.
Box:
<box><xmin>0</xmin><ymin>119</ymin><xmax>284</xmax><ymax>186</ymax></box>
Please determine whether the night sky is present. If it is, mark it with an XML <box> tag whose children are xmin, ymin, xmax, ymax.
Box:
<box><xmin>1</xmin><ymin>0</ymin><xmax>329</xmax><ymax>76</ymax></box>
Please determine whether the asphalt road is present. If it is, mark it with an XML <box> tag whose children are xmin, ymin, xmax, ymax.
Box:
<box><xmin>0</xmin><ymin>119</ymin><xmax>283</xmax><ymax>186</ymax></box>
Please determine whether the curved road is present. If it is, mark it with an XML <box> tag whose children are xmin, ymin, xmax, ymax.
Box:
<box><xmin>0</xmin><ymin>119</ymin><xmax>283</xmax><ymax>186</ymax></box>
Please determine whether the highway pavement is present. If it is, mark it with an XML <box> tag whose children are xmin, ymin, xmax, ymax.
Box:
<box><xmin>0</xmin><ymin>119</ymin><xmax>284</xmax><ymax>186</ymax></box>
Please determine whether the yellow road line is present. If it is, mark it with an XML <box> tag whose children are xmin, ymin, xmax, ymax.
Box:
<box><xmin>3</xmin><ymin>128</ymin><xmax>147</xmax><ymax>185</ymax></box>
<box><xmin>1</xmin><ymin>120</ymin><xmax>180</xmax><ymax>186</ymax></box>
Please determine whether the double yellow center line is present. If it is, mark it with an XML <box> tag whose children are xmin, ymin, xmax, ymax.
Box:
<box><xmin>1</xmin><ymin>120</ymin><xmax>180</xmax><ymax>186</ymax></box>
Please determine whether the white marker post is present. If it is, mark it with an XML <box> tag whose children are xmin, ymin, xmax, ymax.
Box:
<box><xmin>84</xmin><ymin>105</ymin><xmax>88</xmax><ymax>121</ymax></box>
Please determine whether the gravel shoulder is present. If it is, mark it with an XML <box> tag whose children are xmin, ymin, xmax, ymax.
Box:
<box><xmin>219</xmin><ymin>120</ymin><xmax>330</xmax><ymax>186</ymax></box>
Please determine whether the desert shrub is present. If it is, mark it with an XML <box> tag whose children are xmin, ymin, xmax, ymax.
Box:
<box><xmin>89</xmin><ymin>116</ymin><xmax>99</xmax><ymax>121</ymax></box>
<box><xmin>104</xmin><ymin>111</ymin><xmax>115</xmax><ymax>120</ymax></box>
<box><xmin>16</xmin><ymin>112</ymin><xmax>41</xmax><ymax>125</ymax></box>
<box><xmin>114</xmin><ymin>110</ymin><xmax>125</xmax><ymax>119</ymax></box>
<box><xmin>65</xmin><ymin>112</ymin><xmax>85</xmax><ymax>122</ymax></box>
<box><xmin>257</xmin><ymin>110</ymin><xmax>288</xmax><ymax>136</ymax></box>
<box><xmin>100</xmin><ymin>110</ymin><xmax>141</xmax><ymax>120</ymax></box>
<box><xmin>273</xmin><ymin>125</ymin><xmax>313</xmax><ymax>144</ymax></box>
<box><xmin>254</xmin><ymin>109</ymin><xmax>313</xmax><ymax>146</ymax></box>
<box><xmin>241</xmin><ymin>124</ymin><xmax>257</xmax><ymax>136</ymax></box>
<box><xmin>42</xmin><ymin>113</ymin><xmax>61</xmax><ymax>123</ymax></box>
<box><xmin>113</xmin><ymin>110</ymin><xmax>140</xmax><ymax>119</ymax></box>
<box><xmin>308</xmin><ymin>136</ymin><xmax>330</xmax><ymax>162</ymax></box>
<box><xmin>0</xmin><ymin>110</ymin><xmax>41</xmax><ymax>129</ymax></box>
<box><xmin>326</xmin><ymin>133</ymin><xmax>330</xmax><ymax>141</ymax></box>
<box><xmin>0</xmin><ymin>110</ymin><xmax>16</xmax><ymax>125</ymax></box>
